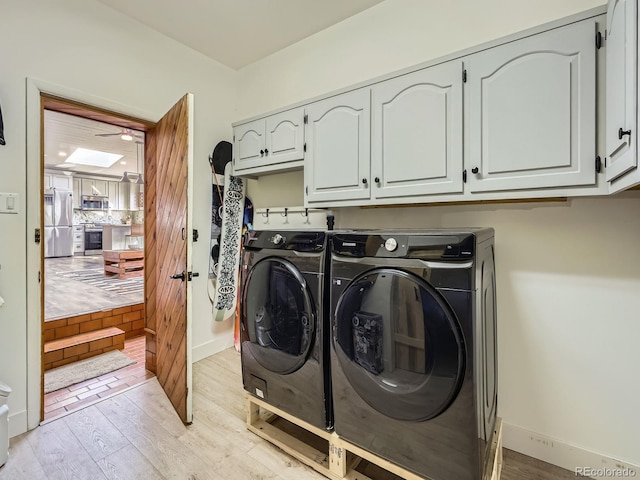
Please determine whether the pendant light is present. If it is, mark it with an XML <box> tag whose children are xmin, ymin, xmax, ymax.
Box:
<box><xmin>119</xmin><ymin>171</ymin><xmax>134</xmax><ymax>183</ymax></box>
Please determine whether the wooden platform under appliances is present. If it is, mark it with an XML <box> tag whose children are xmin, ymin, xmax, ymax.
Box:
<box><xmin>246</xmin><ymin>393</ymin><xmax>503</xmax><ymax>480</ymax></box>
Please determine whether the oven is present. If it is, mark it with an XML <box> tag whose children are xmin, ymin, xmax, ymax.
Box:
<box><xmin>84</xmin><ymin>224</ymin><xmax>103</xmax><ymax>255</ymax></box>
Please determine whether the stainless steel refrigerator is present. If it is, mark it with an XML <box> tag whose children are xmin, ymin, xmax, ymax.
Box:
<box><xmin>44</xmin><ymin>189</ymin><xmax>74</xmax><ymax>258</ymax></box>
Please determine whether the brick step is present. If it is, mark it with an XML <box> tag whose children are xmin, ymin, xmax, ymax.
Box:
<box><xmin>44</xmin><ymin>327</ymin><xmax>125</xmax><ymax>371</ymax></box>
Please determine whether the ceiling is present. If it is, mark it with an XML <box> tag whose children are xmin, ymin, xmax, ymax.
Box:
<box><xmin>96</xmin><ymin>0</ymin><xmax>385</xmax><ymax>70</ymax></box>
<box><xmin>44</xmin><ymin>110</ymin><xmax>144</xmax><ymax>178</ymax></box>
<box><xmin>45</xmin><ymin>1</ymin><xmax>385</xmax><ymax>176</ymax></box>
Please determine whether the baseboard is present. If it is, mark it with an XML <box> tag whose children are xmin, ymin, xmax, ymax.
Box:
<box><xmin>8</xmin><ymin>410</ymin><xmax>27</xmax><ymax>439</ymax></box>
<box><xmin>503</xmin><ymin>422</ymin><xmax>640</xmax><ymax>480</ymax></box>
<box><xmin>192</xmin><ymin>334</ymin><xmax>234</xmax><ymax>363</ymax></box>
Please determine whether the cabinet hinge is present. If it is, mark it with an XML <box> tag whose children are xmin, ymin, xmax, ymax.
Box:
<box><xmin>596</xmin><ymin>31</ymin><xmax>602</xmax><ymax>50</ymax></box>
<box><xmin>305</xmin><ymin>186</ymin><xmax>308</xmax><ymax>195</ymax></box>
<box><xmin>462</xmin><ymin>69</ymin><xmax>467</xmax><ymax>83</ymax></box>
<box><xmin>303</xmin><ymin>143</ymin><xmax>307</xmax><ymax>153</ymax></box>
<box><xmin>463</xmin><ymin>169</ymin><xmax>467</xmax><ymax>183</ymax></box>
<box><xmin>233</xmin><ymin>135</ymin><xmax>235</xmax><ymax>142</ymax></box>
<box><xmin>595</xmin><ymin>156</ymin><xmax>602</xmax><ymax>173</ymax></box>
<box><xmin>304</xmin><ymin>114</ymin><xmax>308</xmax><ymax>125</ymax></box>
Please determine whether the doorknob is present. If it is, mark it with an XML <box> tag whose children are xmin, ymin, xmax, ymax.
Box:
<box><xmin>170</xmin><ymin>271</ymin><xmax>185</xmax><ymax>281</ymax></box>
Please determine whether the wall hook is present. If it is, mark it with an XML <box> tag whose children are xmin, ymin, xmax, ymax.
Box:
<box><xmin>261</xmin><ymin>208</ymin><xmax>269</xmax><ymax>218</ymax></box>
<box><xmin>281</xmin><ymin>208</ymin><xmax>288</xmax><ymax>217</ymax></box>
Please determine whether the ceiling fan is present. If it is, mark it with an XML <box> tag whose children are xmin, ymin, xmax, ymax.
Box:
<box><xmin>95</xmin><ymin>128</ymin><xmax>144</xmax><ymax>142</ymax></box>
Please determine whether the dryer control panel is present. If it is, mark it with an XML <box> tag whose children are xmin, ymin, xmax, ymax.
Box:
<box><xmin>331</xmin><ymin>232</ymin><xmax>476</xmax><ymax>260</ymax></box>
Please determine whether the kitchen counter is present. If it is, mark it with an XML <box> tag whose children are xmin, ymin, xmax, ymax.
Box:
<box><xmin>102</xmin><ymin>224</ymin><xmax>132</xmax><ymax>251</ymax></box>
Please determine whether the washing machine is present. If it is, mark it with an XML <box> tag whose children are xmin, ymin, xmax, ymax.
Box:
<box><xmin>329</xmin><ymin>229</ymin><xmax>497</xmax><ymax>480</ymax></box>
<box><xmin>240</xmin><ymin>230</ymin><xmax>332</xmax><ymax>430</ymax></box>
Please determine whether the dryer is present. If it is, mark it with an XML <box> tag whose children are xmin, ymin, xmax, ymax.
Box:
<box><xmin>329</xmin><ymin>229</ymin><xmax>497</xmax><ymax>480</ymax></box>
<box><xmin>240</xmin><ymin>230</ymin><xmax>332</xmax><ymax>430</ymax></box>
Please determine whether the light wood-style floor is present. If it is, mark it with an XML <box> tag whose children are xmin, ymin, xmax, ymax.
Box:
<box><xmin>0</xmin><ymin>348</ymin><xmax>588</xmax><ymax>480</ymax></box>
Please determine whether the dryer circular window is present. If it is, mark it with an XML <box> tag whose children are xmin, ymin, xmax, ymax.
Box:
<box><xmin>333</xmin><ymin>268</ymin><xmax>465</xmax><ymax>421</ymax></box>
<box><xmin>243</xmin><ymin>257</ymin><xmax>315</xmax><ymax>374</ymax></box>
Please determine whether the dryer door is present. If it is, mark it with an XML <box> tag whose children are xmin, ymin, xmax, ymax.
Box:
<box><xmin>334</xmin><ymin>267</ymin><xmax>465</xmax><ymax>421</ymax></box>
<box><xmin>242</xmin><ymin>257</ymin><xmax>315</xmax><ymax>374</ymax></box>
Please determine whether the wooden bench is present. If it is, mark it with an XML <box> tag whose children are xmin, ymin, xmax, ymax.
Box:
<box><xmin>103</xmin><ymin>249</ymin><xmax>144</xmax><ymax>279</ymax></box>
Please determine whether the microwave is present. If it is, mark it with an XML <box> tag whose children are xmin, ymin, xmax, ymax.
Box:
<box><xmin>81</xmin><ymin>195</ymin><xmax>109</xmax><ymax>211</ymax></box>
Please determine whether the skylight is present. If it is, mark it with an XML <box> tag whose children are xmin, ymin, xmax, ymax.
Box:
<box><xmin>65</xmin><ymin>148</ymin><xmax>123</xmax><ymax>168</ymax></box>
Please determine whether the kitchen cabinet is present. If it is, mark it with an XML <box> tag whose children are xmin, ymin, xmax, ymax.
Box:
<box><xmin>606</xmin><ymin>0</ymin><xmax>638</xmax><ymax>191</ymax></box>
<box><xmin>371</xmin><ymin>59</ymin><xmax>463</xmax><ymax>199</ymax></box>
<box><xmin>305</xmin><ymin>89</ymin><xmax>371</xmax><ymax>204</ymax></box>
<box><xmin>102</xmin><ymin>225</ymin><xmax>132</xmax><ymax>250</ymax></box>
<box><xmin>233</xmin><ymin>107</ymin><xmax>304</xmax><ymax>175</ymax></box>
<box><xmin>108</xmin><ymin>181</ymin><xmax>119</xmax><ymax>209</ymax></box>
<box><xmin>81</xmin><ymin>178</ymin><xmax>108</xmax><ymax>197</ymax></box>
<box><xmin>466</xmin><ymin>18</ymin><xmax>597</xmax><ymax>194</ymax></box>
<box><xmin>43</xmin><ymin>171</ymin><xmax>73</xmax><ymax>190</ymax></box>
<box><xmin>72</xmin><ymin>178</ymin><xmax>81</xmax><ymax>208</ymax></box>
<box><xmin>72</xmin><ymin>225</ymin><xmax>84</xmax><ymax>255</ymax></box>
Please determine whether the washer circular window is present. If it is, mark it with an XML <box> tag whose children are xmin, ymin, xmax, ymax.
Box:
<box><xmin>243</xmin><ymin>258</ymin><xmax>315</xmax><ymax>374</ymax></box>
<box><xmin>334</xmin><ymin>268</ymin><xmax>465</xmax><ymax>421</ymax></box>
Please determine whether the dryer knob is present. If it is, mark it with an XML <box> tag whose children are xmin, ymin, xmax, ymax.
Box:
<box><xmin>384</xmin><ymin>238</ymin><xmax>398</xmax><ymax>252</ymax></box>
<box><xmin>272</xmin><ymin>233</ymin><xmax>284</xmax><ymax>245</ymax></box>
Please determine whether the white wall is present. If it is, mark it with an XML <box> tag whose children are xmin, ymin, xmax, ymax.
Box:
<box><xmin>0</xmin><ymin>0</ymin><xmax>236</xmax><ymax>436</ymax></box>
<box><xmin>237</xmin><ymin>0</ymin><xmax>640</xmax><ymax>472</ymax></box>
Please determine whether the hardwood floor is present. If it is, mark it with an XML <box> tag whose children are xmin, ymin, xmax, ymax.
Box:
<box><xmin>0</xmin><ymin>348</ymin><xmax>589</xmax><ymax>480</ymax></box>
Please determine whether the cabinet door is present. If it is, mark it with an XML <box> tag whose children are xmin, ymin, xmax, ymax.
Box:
<box><xmin>43</xmin><ymin>173</ymin><xmax>52</xmax><ymax>190</ymax></box>
<box><xmin>108</xmin><ymin>181</ymin><xmax>119</xmax><ymax>209</ymax></box>
<box><xmin>467</xmin><ymin>19</ymin><xmax>597</xmax><ymax>193</ymax></box>
<box><xmin>72</xmin><ymin>178</ymin><xmax>81</xmax><ymax>208</ymax></box>
<box><xmin>51</xmin><ymin>174</ymin><xmax>72</xmax><ymax>190</ymax></box>
<box><xmin>372</xmin><ymin>61</ymin><xmax>463</xmax><ymax>199</ymax></box>
<box><xmin>305</xmin><ymin>89</ymin><xmax>371</xmax><ymax>203</ymax></box>
<box><xmin>81</xmin><ymin>178</ymin><xmax>94</xmax><ymax>196</ymax></box>
<box><xmin>118</xmin><ymin>182</ymin><xmax>129</xmax><ymax>210</ymax></box>
<box><xmin>94</xmin><ymin>179</ymin><xmax>108</xmax><ymax>196</ymax></box>
<box><xmin>265</xmin><ymin>107</ymin><xmax>304</xmax><ymax>165</ymax></box>
<box><xmin>606</xmin><ymin>0</ymin><xmax>637</xmax><ymax>186</ymax></box>
<box><xmin>233</xmin><ymin>118</ymin><xmax>266</xmax><ymax>171</ymax></box>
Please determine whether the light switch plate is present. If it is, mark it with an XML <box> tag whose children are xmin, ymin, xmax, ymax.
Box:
<box><xmin>0</xmin><ymin>193</ymin><xmax>18</xmax><ymax>214</ymax></box>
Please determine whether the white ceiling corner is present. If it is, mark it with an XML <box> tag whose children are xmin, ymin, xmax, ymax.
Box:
<box><xmin>96</xmin><ymin>0</ymin><xmax>385</xmax><ymax>70</ymax></box>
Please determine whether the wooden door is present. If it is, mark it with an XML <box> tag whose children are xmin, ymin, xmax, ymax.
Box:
<box><xmin>371</xmin><ymin>60</ymin><xmax>463</xmax><ymax>200</ymax></box>
<box><xmin>467</xmin><ymin>19</ymin><xmax>596</xmax><ymax>193</ymax></box>
<box><xmin>144</xmin><ymin>93</ymin><xmax>194</xmax><ymax>424</ymax></box>
<box><xmin>606</xmin><ymin>0</ymin><xmax>637</xmax><ymax>186</ymax></box>
<box><xmin>265</xmin><ymin>107</ymin><xmax>305</xmax><ymax>165</ymax></box>
<box><xmin>233</xmin><ymin>118</ymin><xmax>266</xmax><ymax>171</ymax></box>
<box><xmin>305</xmin><ymin>88</ymin><xmax>371</xmax><ymax>204</ymax></box>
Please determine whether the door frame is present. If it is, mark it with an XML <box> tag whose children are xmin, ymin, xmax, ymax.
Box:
<box><xmin>26</xmin><ymin>78</ymin><xmax>156</xmax><ymax>428</ymax></box>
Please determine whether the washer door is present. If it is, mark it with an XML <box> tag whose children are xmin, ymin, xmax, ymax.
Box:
<box><xmin>334</xmin><ymin>268</ymin><xmax>465</xmax><ymax>421</ymax></box>
<box><xmin>243</xmin><ymin>257</ymin><xmax>315</xmax><ymax>374</ymax></box>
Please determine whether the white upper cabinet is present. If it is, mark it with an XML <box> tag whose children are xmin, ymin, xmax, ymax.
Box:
<box><xmin>44</xmin><ymin>171</ymin><xmax>73</xmax><ymax>190</ymax></box>
<box><xmin>305</xmin><ymin>89</ymin><xmax>371</xmax><ymax>203</ymax></box>
<box><xmin>81</xmin><ymin>178</ymin><xmax>108</xmax><ymax>197</ymax></box>
<box><xmin>233</xmin><ymin>118</ymin><xmax>265</xmax><ymax>171</ymax></box>
<box><xmin>606</xmin><ymin>0</ymin><xmax>637</xmax><ymax>185</ymax></box>
<box><xmin>233</xmin><ymin>107</ymin><xmax>304</xmax><ymax>174</ymax></box>
<box><xmin>371</xmin><ymin>60</ymin><xmax>463</xmax><ymax>199</ymax></box>
<box><xmin>466</xmin><ymin>19</ymin><xmax>597</xmax><ymax>193</ymax></box>
<box><xmin>266</xmin><ymin>108</ymin><xmax>305</xmax><ymax>164</ymax></box>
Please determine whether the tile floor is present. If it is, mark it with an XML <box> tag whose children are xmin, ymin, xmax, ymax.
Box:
<box><xmin>45</xmin><ymin>255</ymin><xmax>143</xmax><ymax>321</ymax></box>
<box><xmin>43</xmin><ymin>335</ymin><xmax>153</xmax><ymax>421</ymax></box>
